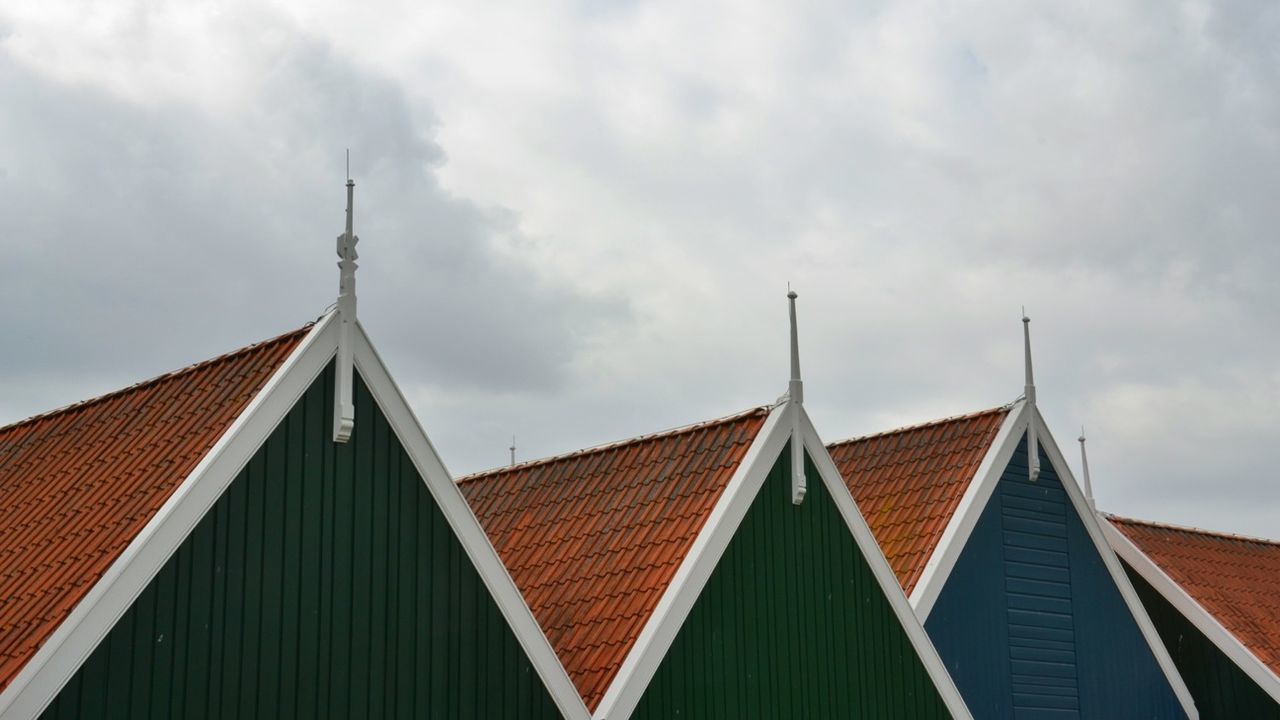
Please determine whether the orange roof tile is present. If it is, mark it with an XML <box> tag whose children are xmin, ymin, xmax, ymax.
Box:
<box><xmin>827</xmin><ymin>407</ymin><xmax>1009</xmax><ymax>594</ymax></box>
<box><xmin>459</xmin><ymin>407</ymin><xmax>770</xmax><ymax>711</ymax></box>
<box><xmin>0</xmin><ymin>325</ymin><xmax>309</xmax><ymax>690</ymax></box>
<box><xmin>1109</xmin><ymin>515</ymin><xmax>1280</xmax><ymax>679</ymax></box>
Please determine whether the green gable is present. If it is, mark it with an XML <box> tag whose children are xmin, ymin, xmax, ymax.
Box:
<box><xmin>41</xmin><ymin>363</ymin><xmax>561</xmax><ymax>720</ymax></box>
<box><xmin>632</xmin><ymin>442</ymin><xmax>952</xmax><ymax>718</ymax></box>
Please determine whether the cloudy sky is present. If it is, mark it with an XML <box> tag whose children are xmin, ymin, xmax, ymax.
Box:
<box><xmin>1</xmin><ymin>0</ymin><xmax>1277</xmax><ymax>537</ymax></box>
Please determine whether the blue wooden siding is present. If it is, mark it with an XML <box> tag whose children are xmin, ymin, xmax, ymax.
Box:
<box><xmin>925</xmin><ymin>432</ymin><xmax>1188</xmax><ymax>719</ymax></box>
<box><xmin>39</xmin><ymin>364</ymin><xmax>562</xmax><ymax>719</ymax></box>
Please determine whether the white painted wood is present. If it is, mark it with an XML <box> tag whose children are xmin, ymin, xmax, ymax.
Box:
<box><xmin>0</xmin><ymin>314</ymin><xmax>337</xmax><ymax>720</ymax></box>
<box><xmin>800</xmin><ymin>409</ymin><xmax>974</xmax><ymax>720</ymax></box>
<box><xmin>911</xmin><ymin>402</ymin><xmax>1027</xmax><ymax>621</ymax></box>
<box><xmin>350</xmin><ymin>323</ymin><xmax>591</xmax><ymax>720</ymax></box>
<box><xmin>593</xmin><ymin>403</ymin><xmax>791</xmax><ymax>720</ymax></box>
<box><xmin>333</xmin><ymin>178</ymin><xmax>358</xmax><ymax>442</ymax></box>
<box><xmin>1033</xmin><ymin>407</ymin><xmax>1200</xmax><ymax>719</ymax></box>
<box><xmin>1102</xmin><ymin>519</ymin><xmax>1280</xmax><ymax>705</ymax></box>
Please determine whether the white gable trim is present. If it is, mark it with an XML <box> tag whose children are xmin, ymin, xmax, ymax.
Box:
<box><xmin>0</xmin><ymin>312</ymin><xmax>590</xmax><ymax>720</ymax></box>
<box><xmin>799</xmin><ymin>409</ymin><xmax>973</xmax><ymax>719</ymax></box>
<box><xmin>0</xmin><ymin>313</ymin><xmax>337</xmax><ymax>719</ymax></box>
<box><xmin>911</xmin><ymin>402</ymin><xmax>1027</xmax><ymax>620</ymax></box>
<box><xmin>1102</xmin><ymin>519</ymin><xmax>1280</xmax><ymax>704</ymax></box>
<box><xmin>1031</xmin><ymin>407</ymin><xmax>1200</xmax><ymax>718</ymax></box>
<box><xmin>593</xmin><ymin>402</ymin><xmax>792</xmax><ymax>720</ymax></box>
<box><xmin>350</xmin><ymin>322</ymin><xmax>590</xmax><ymax>720</ymax></box>
<box><xmin>594</xmin><ymin>402</ymin><xmax>973</xmax><ymax>720</ymax></box>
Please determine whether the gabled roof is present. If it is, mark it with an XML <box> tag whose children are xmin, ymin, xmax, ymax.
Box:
<box><xmin>1105</xmin><ymin>515</ymin><xmax>1280</xmax><ymax>698</ymax></box>
<box><xmin>826</xmin><ymin>406</ymin><xmax>1010</xmax><ymax>594</ymax></box>
<box><xmin>0</xmin><ymin>313</ymin><xmax>590</xmax><ymax>720</ymax></box>
<box><xmin>459</xmin><ymin>407</ymin><xmax>770</xmax><ymax>712</ymax></box>
<box><xmin>0</xmin><ymin>325</ymin><xmax>310</xmax><ymax>691</ymax></box>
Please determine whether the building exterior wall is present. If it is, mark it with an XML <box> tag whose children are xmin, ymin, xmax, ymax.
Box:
<box><xmin>40</xmin><ymin>364</ymin><xmax>561</xmax><ymax>720</ymax></box>
<box><xmin>1123</xmin><ymin>562</ymin><xmax>1280</xmax><ymax>719</ymax></box>
<box><xmin>632</xmin><ymin>443</ymin><xmax>953</xmax><ymax>718</ymax></box>
<box><xmin>925</xmin><ymin>433</ymin><xmax>1187</xmax><ymax>719</ymax></box>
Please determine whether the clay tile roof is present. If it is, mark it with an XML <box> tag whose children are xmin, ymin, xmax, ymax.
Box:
<box><xmin>1108</xmin><ymin>515</ymin><xmax>1280</xmax><ymax>679</ymax></box>
<box><xmin>827</xmin><ymin>406</ymin><xmax>1010</xmax><ymax>594</ymax></box>
<box><xmin>459</xmin><ymin>406</ymin><xmax>771</xmax><ymax>711</ymax></box>
<box><xmin>0</xmin><ymin>324</ymin><xmax>310</xmax><ymax>690</ymax></box>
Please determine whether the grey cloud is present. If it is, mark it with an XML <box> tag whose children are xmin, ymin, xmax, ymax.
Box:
<box><xmin>0</xmin><ymin>33</ymin><xmax>627</xmax><ymax>425</ymax></box>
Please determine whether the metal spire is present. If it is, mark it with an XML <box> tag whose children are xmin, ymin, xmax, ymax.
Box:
<box><xmin>510</xmin><ymin>435</ymin><xmax>517</xmax><ymax>467</ymax></box>
<box><xmin>1022</xmin><ymin>311</ymin><xmax>1040</xmax><ymax>482</ymax></box>
<box><xmin>787</xmin><ymin>286</ymin><xmax>806</xmax><ymax>504</ymax></box>
<box><xmin>1078</xmin><ymin>427</ymin><xmax>1095</xmax><ymax>509</ymax></box>
<box><xmin>333</xmin><ymin>168</ymin><xmax>359</xmax><ymax>443</ymax></box>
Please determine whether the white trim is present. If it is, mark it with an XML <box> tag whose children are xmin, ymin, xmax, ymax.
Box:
<box><xmin>594</xmin><ymin>402</ymin><xmax>973</xmax><ymax>719</ymax></box>
<box><xmin>593</xmin><ymin>402</ymin><xmax>792</xmax><ymax>720</ymax></box>
<box><xmin>0</xmin><ymin>313</ymin><xmax>338</xmax><ymax>719</ymax></box>
<box><xmin>1032</xmin><ymin>407</ymin><xmax>1200</xmax><ymax>719</ymax></box>
<box><xmin>1102</xmin><ymin>519</ymin><xmax>1280</xmax><ymax>704</ymax></box>
<box><xmin>350</xmin><ymin>323</ymin><xmax>590</xmax><ymax>720</ymax></box>
<box><xmin>799</xmin><ymin>409</ymin><xmax>973</xmax><ymax>719</ymax></box>
<box><xmin>0</xmin><ymin>313</ymin><xmax>590</xmax><ymax>720</ymax></box>
<box><xmin>911</xmin><ymin>402</ymin><xmax>1027</xmax><ymax>620</ymax></box>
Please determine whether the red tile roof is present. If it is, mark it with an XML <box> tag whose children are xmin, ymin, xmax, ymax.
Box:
<box><xmin>1109</xmin><ymin>515</ymin><xmax>1280</xmax><ymax>679</ymax></box>
<box><xmin>0</xmin><ymin>325</ymin><xmax>309</xmax><ymax>690</ymax></box>
<box><xmin>459</xmin><ymin>407</ymin><xmax>770</xmax><ymax>711</ymax></box>
<box><xmin>827</xmin><ymin>407</ymin><xmax>1010</xmax><ymax>594</ymax></box>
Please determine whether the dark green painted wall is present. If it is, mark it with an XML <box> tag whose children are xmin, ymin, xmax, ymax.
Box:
<box><xmin>41</xmin><ymin>364</ymin><xmax>562</xmax><ymax>720</ymax></box>
<box><xmin>1123</xmin><ymin>561</ymin><xmax>1280</xmax><ymax>719</ymax></box>
<box><xmin>632</xmin><ymin>443</ymin><xmax>953</xmax><ymax>719</ymax></box>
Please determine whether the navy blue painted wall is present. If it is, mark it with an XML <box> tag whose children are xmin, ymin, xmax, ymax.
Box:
<box><xmin>925</xmin><ymin>433</ymin><xmax>1188</xmax><ymax>719</ymax></box>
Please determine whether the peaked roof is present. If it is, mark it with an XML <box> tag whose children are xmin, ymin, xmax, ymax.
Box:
<box><xmin>1109</xmin><ymin>515</ymin><xmax>1280</xmax><ymax>681</ymax></box>
<box><xmin>826</xmin><ymin>406</ymin><xmax>1010</xmax><ymax>594</ymax></box>
<box><xmin>459</xmin><ymin>407</ymin><xmax>770</xmax><ymax>711</ymax></box>
<box><xmin>0</xmin><ymin>325</ymin><xmax>310</xmax><ymax>690</ymax></box>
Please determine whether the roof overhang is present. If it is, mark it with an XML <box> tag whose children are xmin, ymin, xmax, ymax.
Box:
<box><xmin>593</xmin><ymin>401</ymin><xmax>973</xmax><ymax>720</ymax></box>
<box><xmin>1102</xmin><ymin>518</ymin><xmax>1280</xmax><ymax>705</ymax></box>
<box><xmin>0</xmin><ymin>311</ymin><xmax>590</xmax><ymax>720</ymax></box>
<box><xmin>907</xmin><ymin>399</ymin><xmax>1200</xmax><ymax>719</ymax></box>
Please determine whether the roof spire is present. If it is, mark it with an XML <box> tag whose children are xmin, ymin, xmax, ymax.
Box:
<box><xmin>510</xmin><ymin>435</ymin><xmax>517</xmax><ymax>467</ymax></box>
<box><xmin>788</xmin><ymin>284</ymin><xmax>803</xmax><ymax>405</ymax></box>
<box><xmin>1078</xmin><ymin>427</ymin><xmax>1095</xmax><ymax>509</ymax></box>
<box><xmin>333</xmin><ymin>165</ymin><xmax>359</xmax><ymax>443</ymax></box>
<box><xmin>787</xmin><ymin>285</ymin><xmax>806</xmax><ymax>504</ymax></box>
<box><xmin>1022</xmin><ymin>310</ymin><xmax>1040</xmax><ymax>481</ymax></box>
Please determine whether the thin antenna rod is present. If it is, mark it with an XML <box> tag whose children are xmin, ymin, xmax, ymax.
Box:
<box><xmin>787</xmin><ymin>286</ymin><xmax>806</xmax><ymax>504</ymax></box>
<box><xmin>510</xmin><ymin>435</ymin><xmax>517</xmax><ymax>467</ymax></box>
<box><xmin>1078</xmin><ymin>427</ymin><xmax>1095</xmax><ymax>509</ymax></box>
<box><xmin>1022</xmin><ymin>310</ymin><xmax>1040</xmax><ymax>482</ymax></box>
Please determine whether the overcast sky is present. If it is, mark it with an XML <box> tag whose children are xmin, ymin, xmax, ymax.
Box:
<box><xmin>2</xmin><ymin>0</ymin><xmax>1277</xmax><ymax>537</ymax></box>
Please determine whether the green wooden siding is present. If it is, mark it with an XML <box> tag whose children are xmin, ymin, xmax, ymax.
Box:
<box><xmin>41</xmin><ymin>363</ymin><xmax>562</xmax><ymax>720</ymax></box>
<box><xmin>1123</xmin><ymin>561</ymin><xmax>1280</xmax><ymax>719</ymax></box>
<box><xmin>632</xmin><ymin>442</ymin><xmax>953</xmax><ymax>718</ymax></box>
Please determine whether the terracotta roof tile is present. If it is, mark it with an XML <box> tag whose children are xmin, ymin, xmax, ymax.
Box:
<box><xmin>827</xmin><ymin>407</ymin><xmax>1009</xmax><ymax>594</ymax></box>
<box><xmin>459</xmin><ymin>407</ymin><xmax>770</xmax><ymax>711</ymax></box>
<box><xmin>1109</xmin><ymin>515</ymin><xmax>1280</xmax><ymax>679</ymax></box>
<box><xmin>0</xmin><ymin>325</ymin><xmax>309</xmax><ymax>690</ymax></box>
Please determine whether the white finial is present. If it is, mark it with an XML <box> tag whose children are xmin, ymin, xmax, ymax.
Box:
<box><xmin>787</xmin><ymin>286</ymin><xmax>806</xmax><ymax>504</ymax></box>
<box><xmin>333</xmin><ymin>172</ymin><xmax>359</xmax><ymax>443</ymax></box>
<box><xmin>510</xmin><ymin>435</ymin><xmax>517</xmax><ymax>467</ymax></box>
<box><xmin>1078</xmin><ymin>427</ymin><xmax>1095</xmax><ymax>509</ymax></box>
<box><xmin>1022</xmin><ymin>310</ymin><xmax>1040</xmax><ymax>482</ymax></box>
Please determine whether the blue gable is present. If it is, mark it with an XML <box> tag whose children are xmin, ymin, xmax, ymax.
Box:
<box><xmin>925</xmin><ymin>432</ymin><xmax>1188</xmax><ymax>719</ymax></box>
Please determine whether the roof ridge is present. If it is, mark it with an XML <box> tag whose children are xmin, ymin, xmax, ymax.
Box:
<box><xmin>1107</xmin><ymin>513</ymin><xmax>1280</xmax><ymax>549</ymax></box>
<box><xmin>826</xmin><ymin>403</ymin><xmax>1014</xmax><ymax>448</ymax></box>
<box><xmin>458</xmin><ymin>405</ymin><xmax>773</xmax><ymax>484</ymax></box>
<box><xmin>0</xmin><ymin>322</ymin><xmax>314</xmax><ymax>436</ymax></box>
